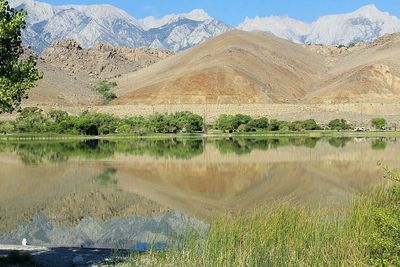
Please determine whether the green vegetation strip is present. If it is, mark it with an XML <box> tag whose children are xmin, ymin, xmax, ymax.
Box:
<box><xmin>0</xmin><ymin>107</ymin><xmax>395</xmax><ymax>138</ymax></box>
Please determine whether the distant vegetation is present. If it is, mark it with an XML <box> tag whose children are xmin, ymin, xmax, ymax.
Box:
<box><xmin>95</xmin><ymin>80</ymin><xmax>118</xmax><ymax>104</ymax></box>
<box><xmin>1</xmin><ymin>108</ymin><xmax>395</xmax><ymax>136</ymax></box>
<box><xmin>371</xmin><ymin>118</ymin><xmax>388</xmax><ymax>130</ymax></box>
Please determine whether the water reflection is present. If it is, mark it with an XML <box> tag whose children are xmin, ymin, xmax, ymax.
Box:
<box><xmin>2</xmin><ymin>137</ymin><xmax>394</xmax><ymax>165</ymax></box>
<box><xmin>0</xmin><ymin>137</ymin><xmax>397</xmax><ymax>241</ymax></box>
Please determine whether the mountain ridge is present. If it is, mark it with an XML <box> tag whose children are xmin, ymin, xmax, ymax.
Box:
<box><xmin>9</xmin><ymin>0</ymin><xmax>400</xmax><ymax>53</ymax></box>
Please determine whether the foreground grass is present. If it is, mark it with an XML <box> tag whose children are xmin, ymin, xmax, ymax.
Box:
<box><xmin>120</xmin><ymin>185</ymin><xmax>399</xmax><ymax>267</ymax></box>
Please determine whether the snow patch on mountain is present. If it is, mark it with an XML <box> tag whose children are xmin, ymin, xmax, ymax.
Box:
<box><xmin>139</xmin><ymin>9</ymin><xmax>211</xmax><ymax>30</ymax></box>
<box><xmin>9</xmin><ymin>0</ymin><xmax>231</xmax><ymax>53</ymax></box>
<box><xmin>239</xmin><ymin>5</ymin><xmax>400</xmax><ymax>45</ymax></box>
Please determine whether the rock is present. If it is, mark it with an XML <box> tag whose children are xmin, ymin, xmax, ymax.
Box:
<box><xmin>72</xmin><ymin>255</ymin><xmax>84</xmax><ymax>265</ymax></box>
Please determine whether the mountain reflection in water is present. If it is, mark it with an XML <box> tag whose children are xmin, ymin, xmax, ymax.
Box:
<box><xmin>0</xmin><ymin>137</ymin><xmax>397</xmax><ymax>247</ymax></box>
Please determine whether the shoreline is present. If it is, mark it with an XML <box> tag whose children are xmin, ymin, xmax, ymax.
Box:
<box><xmin>1</xmin><ymin>131</ymin><xmax>400</xmax><ymax>141</ymax></box>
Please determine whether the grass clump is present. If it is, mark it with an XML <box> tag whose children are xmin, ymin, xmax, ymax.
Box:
<box><xmin>120</xmin><ymin>184</ymin><xmax>399</xmax><ymax>266</ymax></box>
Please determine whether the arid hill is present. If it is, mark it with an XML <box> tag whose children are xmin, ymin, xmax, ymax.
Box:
<box><xmin>112</xmin><ymin>30</ymin><xmax>400</xmax><ymax>105</ymax></box>
<box><xmin>113</xmin><ymin>30</ymin><xmax>326</xmax><ymax>104</ymax></box>
<box><xmin>24</xmin><ymin>40</ymin><xmax>173</xmax><ymax>108</ymax></box>
<box><xmin>305</xmin><ymin>33</ymin><xmax>400</xmax><ymax>103</ymax></box>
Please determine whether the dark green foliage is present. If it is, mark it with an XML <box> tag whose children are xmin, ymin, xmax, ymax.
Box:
<box><xmin>372</xmin><ymin>139</ymin><xmax>387</xmax><ymax>150</ymax></box>
<box><xmin>212</xmin><ymin>137</ymin><xmax>321</xmax><ymax>155</ymax></box>
<box><xmin>147</xmin><ymin>112</ymin><xmax>204</xmax><ymax>133</ymax></box>
<box><xmin>268</xmin><ymin>119</ymin><xmax>288</xmax><ymax>131</ymax></box>
<box><xmin>0</xmin><ymin>120</ymin><xmax>14</xmax><ymax>133</ymax></box>
<box><xmin>15</xmin><ymin>107</ymin><xmax>48</xmax><ymax>132</ymax></box>
<box><xmin>48</xmin><ymin>110</ymin><xmax>69</xmax><ymax>123</ymax></box>
<box><xmin>301</xmin><ymin>119</ymin><xmax>321</xmax><ymax>130</ymax></box>
<box><xmin>371</xmin><ymin>118</ymin><xmax>387</xmax><ymax>130</ymax></box>
<box><xmin>8</xmin><ymin>109</ymin><xmax>205</xmax><ymax>135</ymax></box>
<box><xmin>0</xmin><ymin>1</ymin><xmax>42</xmax><ymax>113</ymax></box>
<box><xmin>95</xmin><ymin>80</ymin><xmax>117</xmax><ymax>104</ymax></box>
<box><xmin>74</xmin><ymin>112</ymin><xmax>120</xmax><ymax>135</ymax></box>
<box><xmin>0</xmin><ymin>138</ymin><xmax>205</xmax><ymax>165</ymax></box>
<box><xmin>328</xmin><ymin>137</ymin><xmax>353</xmax><ymax>148</ymax></box>
<box><xmin>214</xmin><ymin>114</ymin><xmax>252</xmax><ymax>133</ymax></box>
<box><xmin>328</xmin><ymin>119</ymin><xmax>353</xmax><ymax>131</ymax></box>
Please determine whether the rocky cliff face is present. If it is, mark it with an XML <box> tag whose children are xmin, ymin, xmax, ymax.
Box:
<box><xmin>41</xmin><ymin>39</ymin><xmax>174</xmax><ymax>79</ymax></box>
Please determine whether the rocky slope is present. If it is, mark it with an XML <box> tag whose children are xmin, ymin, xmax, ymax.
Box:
<box><xmin>24</xmin><ymin>41</ymin><xmax>173</xmax><ymax>107</ymax></box>
<box><xmin>9</xmin><ymin>0</ymin><xmax>231</xmax><ymax>53</ymax></box>
<box><xmin>41</xmin><ymin>39</ymin><xmax>173</xmax><ymax>79</ymax></box>
<box><xmin>113</xmin><ymin>30</ymin><xmax>400</xmax><ymax>105</ymax></box>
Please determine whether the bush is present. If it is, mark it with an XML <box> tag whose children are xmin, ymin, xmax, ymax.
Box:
<box><xmin>214</xmin><ymin>114</ymin><xmax>252</xmax><ymax>133</ymax></box>
<box><xmin>302</xmin><ymin>119</ymin><xmax>321</xmax><ymax>130</ymax></box>
<box><xmin>371</xmin><ymin>118</ymin><xmax>387</xmax><ymax>130</ymax></box>
<box><xmin>73</xmin><ymin>112</ymin><xmax>121</xmax><ymax>135</ymax></box>
<box><xmin>48</xmin><ymin>110</ymin><xmax>69</xmax><ymax>123</ymax></box>
<box><xmin>0</xmin><ymin>121</ymin><xmax>15</xmax><ymax>134</ymax></box>
<box><xmin>328</xmin><ymin>119</ymin><xmax>353</xmax><ymax>131</ymax></box>
<box><xmin>15</xmin><ymin>107</ymin><xmax>49</xmax><ymax>132</ymax></box>
<box><xmin>95</xmin><ymin>80</ymin><xmax>117</xmax><ymax>104</ymax></box>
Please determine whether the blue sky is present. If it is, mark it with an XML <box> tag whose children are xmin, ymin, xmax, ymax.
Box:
<box><xmin>44</xmin><ymin>0</ymin><xmax>400</xmax><ymax>26</ymax></box>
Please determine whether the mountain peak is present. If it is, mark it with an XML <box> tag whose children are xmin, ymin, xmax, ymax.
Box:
<box><xmin>354</xmin><ymin>4</ymin><xmax>381</xmax><ymax>14</ymax></box>
<box><xmin>184</xmin><ymin>9</ymin><xmax>211</xmax><ymax>21</ymax></box>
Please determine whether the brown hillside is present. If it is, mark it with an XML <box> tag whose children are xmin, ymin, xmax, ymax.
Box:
<box><xmin>23</xmin><ymin>41</ymin><xmax>173</xmax><ymax>108</ymax></box>
<box><xmin>305</xmin><ymin>33</ymin><xmax>400</xmax><ymax>103</ymax></box>
<box><xmin>113</xmin><ymin>30</ymin><xmax>326</xmax><ymax>104</ymax></box>
<box><xmin>113</xmin><ymin>31</ymin><xmax>400</xmax><ymax>105</ymax></box>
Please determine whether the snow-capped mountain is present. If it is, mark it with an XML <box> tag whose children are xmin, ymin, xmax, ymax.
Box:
<box><xmin>9</xmin><ymin>0</ymin><xmax>400</xmax><ymax>53</ymax></box>
<box><xmin>9</xmin><ymin>0</ymin><xmax>231</xmax><ymax>53</ymax></box>
<box><xmin>239</xmin><ymin>5</ymin><xmax>400</xmax><ymax>45</ymax></box>
<box><xmin>239</xmin><ymin>15</ymin><xmax>310</xmax><ymax>44</ymax></box>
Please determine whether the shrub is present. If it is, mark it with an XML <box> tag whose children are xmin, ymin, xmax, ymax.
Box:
<box><xmin>371</xmin><ymin>118</ymin><xmax>387</xmax><ymax>130</ymax></box>
<box><xmin>328</xmin><ymin>119</ymin><xmax>353</xmax><ymax>131</ymax></box>
<box><xmin>302</xmin><ymin>119</ymin><xmax>321</xmax><ymax>130</ymax></box>
<box><xmin>48</xmin><ymin>110</ymin><xmax>69</xmax><ymax>123</ymax></box>
<box><xmin>15</xmin><ymin>107</ymin><xmax>49</xmax><ymax>132</ymax></box>
<box><xmin>0</xmin><ymin>121</ymin><xmax>15</xmax><ymax>134</ymax></box>
<box><xmin>214</xmin><ymin>114</ymin><xmax>251</xmax><ymax>133</ymax></box>
<box><xmin>95</xmin><ymin>80</ymin><xmax>117</xmax><ymax>104</ymax></box>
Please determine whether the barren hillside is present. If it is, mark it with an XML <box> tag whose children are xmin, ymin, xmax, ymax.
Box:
<box><xmin>113</xmin><ymin>30</ymin><xmax>327</xmax><ymax>104</ymax></box>
<box><xmin>112</xmin><ymin>30</ymin><xmax>400</xmax><ymax>105</ymax></box>
<box><xmin>23</xmin><ymin>41</ymin><xmax>174</xmax><ymax>108</ymax></box>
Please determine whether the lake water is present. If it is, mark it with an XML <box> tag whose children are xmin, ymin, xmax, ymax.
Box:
<box><xmin>0</xmin><ymin>137</ymin><xmax>397</xmax><ymax>249</ymax></box>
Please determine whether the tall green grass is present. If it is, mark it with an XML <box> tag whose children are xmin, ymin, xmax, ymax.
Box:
<box><xmin>121</xmin><ymin>185</ymin><xmax>399</xmax><ymax>267</ymax></box>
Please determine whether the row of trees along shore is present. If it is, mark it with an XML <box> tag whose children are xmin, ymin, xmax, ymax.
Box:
<box><xmin>0</xmin><ymin>107</ymin><xmax>390</xmax><ymax>135</ymax></box>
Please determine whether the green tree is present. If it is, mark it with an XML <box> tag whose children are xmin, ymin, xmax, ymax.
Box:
<box><xmin>15</xmin><ymin>107</ymin><xmax>48</xmax><ymax>132</ymax></box>
<box><xmin>302</xmin><ymin>119</ymin><xmax>321</xmax><ymax>130</ymax></box>
<box><xmin>48</xmin><ymin>110</ymin><xmax>69</xmax><ymax>123</ymax></box>
<box><xmin>0</xmin><ymin>120</ymin><xmax>14</xmax><ymax>133</ymax></box>
<box><xmin>328</xmin><ymin>119</ymin><xmax>353</xmax><ymax>131</ymax></box>
<box><xmin>371</xmin><ymin>118</ymin><xmax>387</xmax><ymax>130</ymax></box>
<box><xmin>0</xmin><ymin>1</ymin><xmax>42</xmax><ymax>113</ymax></box>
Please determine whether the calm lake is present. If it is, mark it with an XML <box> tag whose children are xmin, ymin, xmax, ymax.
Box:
<box><xmin>0</xmin><ymin>137</ymin><xmax>397</xmax><ymax>249</ymax></box>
